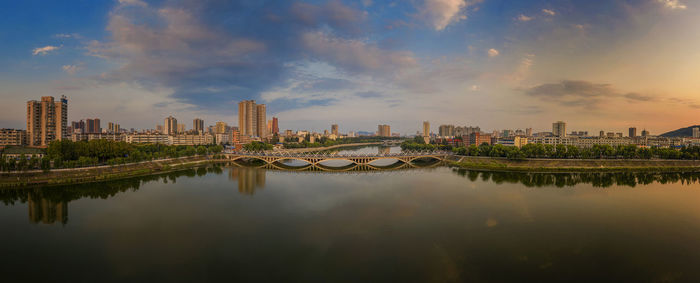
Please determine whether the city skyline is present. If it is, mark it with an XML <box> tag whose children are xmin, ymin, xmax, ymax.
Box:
<box><xmin>1</xmin><ymin>0</ymin><xmax>699</xmax><ymax>134</ymax></box>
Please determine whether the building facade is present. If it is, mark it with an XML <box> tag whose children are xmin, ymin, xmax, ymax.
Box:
<box><xmin>0</xmin><ymin>129</ymin><xmax>27</xmax><ymax>146</ymax></box>
<box><xmin>26</xmin><ymin>96</ymin><xmax>68</xmax><ymax>146</ymax></box>
<box><xmin>193</xmin><ymin>118</ymin><xmax>204</xmax><ymax>134</ymax></box>
<box><xmin>423</xmin><ymin>121</ymin><xmax>430</xmax><ymax>137</ymax></box>
<box><xmin>377</xmin><ymin>124</ymin><xmax>391</xmax><ymax>137</ymax></box>
<box><xmin>552</xmin><ymin>121</ymin><xmax>566</xmax><ymax>137</ymax></box>
<box><xmin>331</xmin><ymin>124</ymin><xmax>339</xmax><ymax>136</ymax></box>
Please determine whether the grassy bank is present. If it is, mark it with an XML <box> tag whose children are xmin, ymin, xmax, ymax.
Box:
<box><xmin>451</xmin><ymin>156</ymin><xmax>700</xmax><ymax>173</ymax></box>
<box><xmin>0</xmin><ymin>156</ymin><xmax>222</xmax><ymax>188</ymax></box>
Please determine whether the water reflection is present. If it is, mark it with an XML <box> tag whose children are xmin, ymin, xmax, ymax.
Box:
<box><xmin>229</xmin><ymin>167</ymin><xmax>266</xmax><ymax>195</ymax></box>
<box><xmin>0</xmin><ymin>168</ymin><xmax>216</xmax><ymax>225</ymax></box>
<box><xmin>28</xmin><ymin>192</ymin><xmax>67</xmax><ymax>224</ymax></box>
<box><xmin>453</xmin><ymin>168</ymin><xmax>700</xmax><ymax>188</ymax></box>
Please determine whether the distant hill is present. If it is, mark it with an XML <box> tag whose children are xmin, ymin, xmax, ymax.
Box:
<box><xmin>660</xmin><ymin>125</ymin><xmax>700</xmax><ymax>137</ymax></box>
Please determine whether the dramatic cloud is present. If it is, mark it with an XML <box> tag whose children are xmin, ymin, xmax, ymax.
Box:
<box><xmin>421</xmin><ymin>0</ymin><xmax>480</xmax><ymax>31</ymax></box>
<box><xmin>290</xmin><ymin>0</ymin><xmax>368</xmax><ymax>35</ymax></box>
<box><xmin>657</xmin><ymin>0</ymin><xmax>687</xmax><ymax>10</ymax></box>
<box><xmin>301</xmin><ymin>31</ymin><xmax>416</xmax><ymax>74</ymax></box>
<box><xmin>542</xmin><ymin>9</ymin><xmax>556</xmax><ymax>16</ymax></box>
<box><xmin>523</xmin><ymin>80</ymin><xmax>665</xmax><ymax>108</ymax></box>
<box><xmin>488</xmin><ymin>48</ymin><xmax>499</xmax><ymax>57</ymax></box>
<box><xmin>517</xmin><ymin>14</ymin><xmax>533</xmax><ymax>22</ymax></box>
<box><xmin>32</xmin><ymin>45</ymin><xmax>60</xmax><ymax>55</ymax></box>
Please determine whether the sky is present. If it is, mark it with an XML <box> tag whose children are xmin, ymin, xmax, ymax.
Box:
<box><xmin>0</xmin><ymin>0</ymin><xmax>698</xmax><ymax>135</ymax></box>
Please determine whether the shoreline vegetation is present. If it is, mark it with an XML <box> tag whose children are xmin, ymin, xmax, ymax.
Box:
<box><xmin>3</xmin><ymin>139</ymin><xmax>700</xmax><ymax>187</ymax></box>
<box><xmin>449</xmin><ymin>156</ymin><xmax>700</xmax><ymax>173</ymax></box>
<box><xmin>0</xmin><ymin>141</ymin><xmax>389</xmax><ymax>187</ymax></box>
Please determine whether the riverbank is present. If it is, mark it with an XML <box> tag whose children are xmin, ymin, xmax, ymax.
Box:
<box><xmin>0</xmin><ymin>142</ymin><xmax>391</xmax><ymax>187</ymax></box>
<box><xmin>0</xmin><ymin>156</ymin><xmax>221</xmax><ymax>188</ymax></box>
<box><xmin>451</xmin><ymin>156</ymin><xmax>700</xmax><ymax>172</ymax></box>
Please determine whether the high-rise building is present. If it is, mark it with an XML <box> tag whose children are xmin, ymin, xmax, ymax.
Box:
<box><xmin>177</xmin><ymin>124</ymin><xmax>186</xmax><ymax>134</ymax></box>
<box><xmin>193</xmin><ymin>118</ymin><xmax>204</xmax><ymax>134</ymax></box>
<box><xmin>629</xmin><ymin>127</ymin><xmax>637</xmax><ymax>138</ymax></box>
<box><xmin>165</xmin><ymin>116</ymin><xmax>177</xmax><ymax>135</ymax></box>
<box><xmin>271</xmin><ymin>117</ymin><xmax>279</xmax><ymax>135</ymax></box>
<box><xmin>693</xmin><ymin>127</ymin><xmax>700</xmax><ymax>138</ymax></box>
<box><xmin>378</xmin><ymin>124</ymin><xmax>391</xmax><ymax>137</ymax></box>
<box><xmin>26</xmin><ymin>96</ymin><xmax>68</xmax><ymax>146</ymax></box>
<box><xmin>239</xmin><ymin>100</ymin><xmax>257</xmax><ymax>137</ymax></box>
<box><xmin>256</xmin><ymin>104</ymin><xmax>266</xmax><ymax>138</ymax></box>
<box><xmin>526</xmin><ymin>128</ymin><xmax>533</xmax><ymax>136</ymax></box>
<box><xmin>85</xmin><ymin>118</ymin><xmax>101</xmax><ymax>134</ymax></box>
<box><xmin>331</xmin><ymin>124</ymin><xmax>339</xmax><ymax>136</ymax></box>
<box><xmin>108</xmin><ymin>122</ymin><xmax>115</xmax><ymax>133</ymax></box>
<box><xmin>641</xmin><ymin>129</ymin><xmax>650</xmax><ymax>137</ymax></box>
<box><xmin>71</xmin><ymin>120</ymin><xmax>85</xmax><ymax>134</ymax></box>
<box><xmin>156</xmin><ymin>125</ymin><xmax>164</xmax><ymax>134</ymax></box>
<box><xmin>438</xmin><ymin>125</ymin><xmax>455</xmax><ymax>137</ymax></box>
<box><xmin>423</xmin><ymin>121</ymin><xmax>430</xmax><ymax>137</ymax></box>
<box><xmin>599</xmin><ymin>130</ymin><xmax>605</xmax><ymax>137</ymax></box>
<box><xmin>552</xmin><ymin>121</ymin><xmax>566</xmax><ymax>137</ymax></box>
<box><xmin>215</xmin><ymin>121</ymin><xmax>228</xmax><ymax>134</ymax></box>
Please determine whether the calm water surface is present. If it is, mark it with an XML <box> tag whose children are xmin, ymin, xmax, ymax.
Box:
<box><xmin>2</xmin><ymin>147</ymin><xmax>700</xmax><ymax>282</ymax></box>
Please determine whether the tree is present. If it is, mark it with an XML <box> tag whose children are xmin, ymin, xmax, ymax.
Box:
<box><xmin>40</xmin><ymin>157</ymin><xmax>51</xmax><ymax>172</ymax></box>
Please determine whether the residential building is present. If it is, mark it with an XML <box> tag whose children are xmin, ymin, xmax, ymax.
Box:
<box><xmin>642</xmin><ymin>129</ymin><xmax>650</xmax><ymax>137</ymax></box>
<box><xmin>377</xmin><ymin>124</ymin><xmax>391</xmax><ymax>137</ymax></box>
<box><xmin>177</xmin><ymin>124</ymin><xmax>186</xmax><ymax>134</ymax></box>
<box><xmin>438</xmin><ymin>125</ymin><xmax>454</xmax><ymax>137</ymax></box>
<box><xmin>238</xmin><ymin>100</ymin><xmax>267</xmax><ymax>138</ymax></box>
<box><xmin>72</xmin><ymin>133</ymin><xmax>125</xmax><ymax>142</ymax></box>
<box><xmin>85</xmin><ymin>118</ymin><xmax>101</xmax><ymax>134</ymax></box>
<box><xmin>467</xmin><ymin>132</ymin><xmax>492</xmax><ymax>146</ymax></box>
<box><xmin>126</xmin><ymin>134</ymin><xmax>169</xmax><ymax>144</ymax></box>
<box><xmin>215</xmin><ymin>121</ymin><xmax>227</xmax><ymax>134</ymax></box>
<box><xmin>26</xmin><ymin>96</ymin><xmax>68</xmax><ymax>146</ymax></box>
<box><xmin>169</xmin><ymin>134</ymin><xmax>214</xmax><ymax>146</ymax></box>
<box><xmin>156</xmin><ymin>125</ymin><xmax>164</xmax><ymax>134</ymax></box>
<box><xmin>0</xmin><ymin>129</ymin><xmax>27</xmax><ymax>146</ymax></box>
<box><xmin>71</xmin><ymin>120</ymin><xmax>85</xmax><ymax>134</ymax></box>
<box><xmin>693</xmin><ymin>127</ymin><xmax>700</xmax><ymax>138</ymax></box>
<box><xmin>629</xmin><ymin>127</ymin><xmax>637</xmax><ymax>138</ymax></box>
<box><xmin>526</xmin><ymin>128</ymin><xmax>533</xmax><ymax>136</ymax></box>
<box><xmin>271</xmin><ymin>117</ymin><xmax>279</xmax><ymax>135</ymax></box>
<box><xmin>423</xmin><ymin>121</ymin><xmax>430</xmax><ymax>137</ymax></box>
<box><xmin>193</xmin><ymin>118</ymin><xmax>204</xmax><ymax>134</ymax></box>
<box><xmin>165</xmin><ymin>116</ymin><xmax>177</xmax><ymax>135</ymax></box>
<box><xmin>496</xmin><ymin>136</ymin><xmax>528</xmax><ymax>148</ymax></box>
<box><xmin>332</xmin><ymin>124</ymin><xmax>339</xmax><ymax>136</ymax></box>
<box><xmin>256</xmin><ymin>104</ymin><xmax>267</xmax><ymax>138</ymax></box>
<box><xmin>552</xmin><ymin>121</ymin><xmax>566</xmax><ymax>137</ymax></box>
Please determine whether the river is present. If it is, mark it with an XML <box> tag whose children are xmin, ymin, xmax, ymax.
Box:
<box><xmin>1</xmin><ymin>146</ymin><xmax>700</xmax><ymax>282</ymax></box>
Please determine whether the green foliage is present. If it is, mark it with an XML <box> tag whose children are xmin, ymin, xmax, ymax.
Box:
<box><xmin>243</xmin><ymin>142</ymin><xmax>273</xmax><ymax>151</ymax></box>
<box><xmin>450</xmin><ymin>143</ymin><xmax>700</xmax><ymax>160</ymax></box>
<box><xmin>43</xmin><ymin>140</ymin><xmax>222</xmax><ymax>169</ymax></box>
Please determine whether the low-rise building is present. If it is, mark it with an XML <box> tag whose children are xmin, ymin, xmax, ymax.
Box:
<box><xmin>126</xmin><ymin>134</ymin><xmax>169</xmax><ymax>144</ymax></box>
<box><xmin>496</xmin><ymin>136</ymin><xmax>528</xmax><ymax>148</ymax></box>
<box><xmin>72</xmin><ymin>133</ymin><xmax>125</xmax><ymax>142</ymax></box>
<box><xmin>0</xmin><ymin>129</ymin><xmax>27</xmax><ymax>146</ymax></box>
<box><xmin>169</xmin><ymin>134</ymin><xmax>214</xmax><ymax>146</ymax></box>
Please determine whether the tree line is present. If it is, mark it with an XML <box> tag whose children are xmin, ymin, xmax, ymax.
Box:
<box><xmin>0</xmin><ymin>140</ymin><xmax>224</xmax><ymax>172</ymax></box>
<box><xmin>402</xmin><ymin>139</ymin><xmax>700</xmax><ymax>160</ymax></box>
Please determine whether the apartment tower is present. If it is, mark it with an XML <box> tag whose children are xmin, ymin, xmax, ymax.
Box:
<box><xmin>26</xmin><ymin>95</ymin><xmax>68</xmax><ymax>146</ymax></box>
<box><xmin>238</xmin><ymin>100</ymin><xmax>267</xmax><ymax>138</ymax></box>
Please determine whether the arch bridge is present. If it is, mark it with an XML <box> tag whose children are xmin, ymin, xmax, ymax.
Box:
<box><xmin>223</xmin><ymin>150</ymin><xmax>451</xmax><ymax>167</ymax></box>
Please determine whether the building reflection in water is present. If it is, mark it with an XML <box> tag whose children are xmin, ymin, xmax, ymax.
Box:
<box><xmin>378</xmin><ymin>146</ymin><xmax>391</xmax><ymax>155</ymax></box>
<box><xmin>28</xmin><ymin>192</ymin><xmax>68</xmax><ymax>225</ymax></box>
<box><xmin>229</xmin><ymin>167</ymin><xmax>266</xmax><ymax>195</ymax></box>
